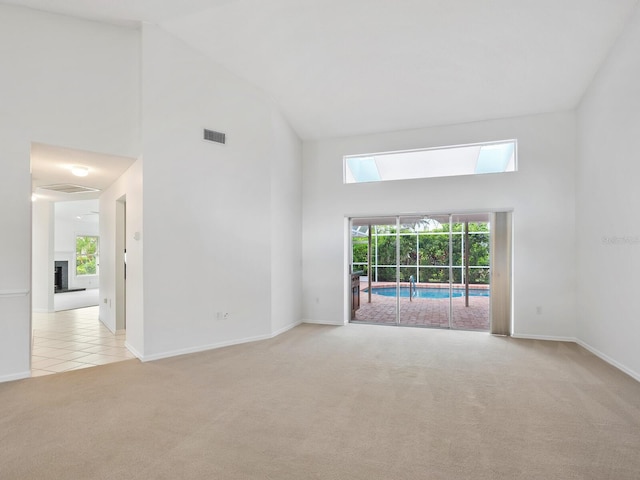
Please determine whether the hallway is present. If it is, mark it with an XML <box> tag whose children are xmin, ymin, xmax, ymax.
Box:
<box><xmin>32</xmin><ymin>306</ymin><xmax>135</xmax><ymax>377</ymax></box>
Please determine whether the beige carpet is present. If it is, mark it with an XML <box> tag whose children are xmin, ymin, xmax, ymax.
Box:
<box><xmin>2</xmin><ymin>324</ymin><xmax>640</xmax><ymax>479</ymax></box>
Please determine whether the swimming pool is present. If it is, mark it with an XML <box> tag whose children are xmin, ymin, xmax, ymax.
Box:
<box><xmin>366</xmin><ymin>286</ymin><xmax>489</xmax><ymax>299</ymax></box>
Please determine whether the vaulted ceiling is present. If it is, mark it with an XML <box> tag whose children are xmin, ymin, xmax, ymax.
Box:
<box><xmin>3</xmin><ymin>0</ymin><xmax>639</xmax><ymax>139</ymax></box>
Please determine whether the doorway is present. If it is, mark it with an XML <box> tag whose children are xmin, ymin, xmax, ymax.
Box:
<box><xmin>31</xmin><ymin>306</ymin><xmax>135</xmax><ymax>377</ymax></box>
<box><xmin>30</xmin><ymin>143</ymin><xmax>137</xmax><ymax>376</ymax></box>
<box><xmin>350</xmin><ymin>212</ymin><xmax>503</xmax><ymax>332</ymax></box>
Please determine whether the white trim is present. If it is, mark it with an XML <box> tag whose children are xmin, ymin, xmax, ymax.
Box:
<box><xmin>346</xmin><ymin>208</ymin><xmax>514</xmax><ymax>224</ymax></box>
<box><xmin>125</xmin><ymin>342</ymin><xmax>143</xmax><ymax>360</ymax></box>
<box><xmin>345</xmin><ymin>138</ymin><xmax>518</xmax><ymax>161</ymax></box>
<box><xmin>137</xmin><ymin>322</ymin><xmax>304</xmax><ymax>363</ymax></box>
<box><xmin>576</xmin><ymin>339</ymin><xmax>640</xmax><ymax>383</ymax></box>
<box><xmin>140</xmin><ymin>333</ymin><xmax>274</xmax><ymax>362</ymax></box>
<box><xmin>270</xmin><ymin>320</ymin><xmax>302</xmax><ymax>337</ymax></box>
<box><xmin>101</xmin><ymin>318</ymin><xmax>116</xmax><ymax>334</ymax></box>
<box><xmin>511</xmin><ymin>335</ymin><xmax>640</xmax><ymax>383</ymax></box>
<box><xmin>0</xmin><ymin>289</ymin><xmax>30</xmax><ymax>298</ymax></box>
<box><xmin>0</xmin><ymin>371</ymin><xmax>31</xmax><ymax>383</ymax></box>
<box><xmin>511</xmin><ymin>333</ymin><xmax>577</xmax><ymax>342</ymax></box>
<box><xmin>302</xmin><ymin>318</ymin><xmax>345</xmax><ymax>326</ymax></box>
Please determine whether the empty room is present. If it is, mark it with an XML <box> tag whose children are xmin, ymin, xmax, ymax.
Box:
<box><xmin>1</xmin><ymin>1</ymin><xmax>640</xmax><ymax>478</ymax></box>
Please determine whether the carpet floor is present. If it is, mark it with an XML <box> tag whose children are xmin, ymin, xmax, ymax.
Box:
<box><xmin>2</xmin><ymin>323</ymin><xmax>639</xmax><ymax>479</ymax></box>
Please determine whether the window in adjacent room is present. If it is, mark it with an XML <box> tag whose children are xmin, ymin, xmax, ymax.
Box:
<box><xmin>76</xmin><ymin>235</ymin><xmax>99</xmax><ymax>276</ymax></box>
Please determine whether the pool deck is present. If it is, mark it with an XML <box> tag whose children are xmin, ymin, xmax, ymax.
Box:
<box><xmin>353</xmin><ymin>282</ymin><xmax>490</xmax><ymax>331</ymax></box>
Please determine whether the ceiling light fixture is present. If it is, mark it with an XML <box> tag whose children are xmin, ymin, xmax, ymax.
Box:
<box><xmin>71</xmin><ymin>165</ymin><xmax>89</xmax><ymax>177</ymax></box>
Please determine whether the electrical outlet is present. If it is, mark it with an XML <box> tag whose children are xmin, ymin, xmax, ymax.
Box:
<box><xmin>536</xmin><ymin>306</ymin><xmax>542</xmax><ymax>315</ymax></box>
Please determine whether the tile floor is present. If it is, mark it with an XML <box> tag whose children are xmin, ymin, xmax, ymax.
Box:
<box><xmin>32</xmin><ymin>306</ymin><xmax>136</xmax><ymax>377</ymax></box>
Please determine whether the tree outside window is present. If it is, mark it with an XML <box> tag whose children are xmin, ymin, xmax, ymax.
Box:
<box><xmin>76</xmin><ymin>236</ymin><xmax>99</xmax><ymax>276</ymax></box>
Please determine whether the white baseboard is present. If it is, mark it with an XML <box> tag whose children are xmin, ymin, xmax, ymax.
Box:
<box><xmin>101</xmin><ymin>319</ymin><xmax>116</xmax><ymax>334</ymax></box>
<box><xmin>270</xmin><ymin>320</ymin><xmax>302</xmax><ymax>337</ymax></box>
<box><xmin>302</xmin><ymin>318</ymin><xmax>345</xmax><ymax>326</ymax></box>
<box><xmin>32</xmin><ymin>308</ymin><xmax>54</xmax><ymax>314</ymax></box>
<box><xmin>0</xmin><ymin>371</ymin><xmax>31</xmax><ymax>383</ymax></box>
<box><xmin>139</xmin><ymin>320</ymin><xmax>305</xmax><ymax>363</ymax></box>
<box><xmin>512</xmin><ymin>334</ymin><xmax>640</xmax><ymax>383</ymax></box>
<box><xmin>124</xmin><ymin>342</ymin><xmax>143</xmax><ymax>360</ymax></box>
<box><xmin>511</xmin><ymin>333</ymin><xmax>577</xmax><ymax>342</ymax></box>
<box><xmin>575</xmin><ymin>339</ymin><xmax>640</xmax><ymax>383</ymax></box>
<box><xmin>140</xmin><ymin>333</ymin><xmax>272</xmax><ymax>362</ymax></box>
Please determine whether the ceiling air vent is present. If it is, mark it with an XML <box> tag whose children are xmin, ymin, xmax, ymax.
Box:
<box><xmin>39</xmin><ymin>184</ymin><xmax>101</xmax><ymax>194</ymax></box>
<box><xmin>204</xmin><ymin>129</ymin><xmax>226</xmax><ymax>145</ymax></box>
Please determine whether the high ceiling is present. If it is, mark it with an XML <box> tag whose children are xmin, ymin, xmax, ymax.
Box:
<box><xmin>3</xmin><ymin>0</ymin><xmax>639</xmax><ymax>139</ymax></box>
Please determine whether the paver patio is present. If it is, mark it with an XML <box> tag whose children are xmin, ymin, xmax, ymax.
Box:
<box><xmin>353</xmin><ymin>282</ymin><xmax>489</xmax><ymax>331</ymax></box>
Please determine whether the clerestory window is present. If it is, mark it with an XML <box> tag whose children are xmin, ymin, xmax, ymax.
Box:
<box><xmin>344</xmin><ymin>139</ymin><xmax>517</xmax><ymax>184</ymax></box>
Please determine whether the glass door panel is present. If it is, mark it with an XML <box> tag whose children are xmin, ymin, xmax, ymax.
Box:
<box><xmin>350</xmin><ymin>220</ymin><xmax>398</xmax><ymax>325</ymax></box>
<box><xmin>450</xmin><ymin>214</ymin><xmax>491</xmax><ymax>331</ymax></box>
<box><xmin>397</xmin><ymin>217</ymin><xmax>418</xmax><ymax>327</ymax></box>
<box><xmin>399</xmin><ymin>215</ymin><xmax>451</xmax><ymax>328</ymax></box>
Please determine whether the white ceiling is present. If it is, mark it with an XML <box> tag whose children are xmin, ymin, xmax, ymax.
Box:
<box><xmin>55</xmin><ymin>199</ymin><xmax>100</xmax><ymax>224</ymax></box>
<box><xmin>31</xmin><ymin>143</ymin><xmax>136</xmax><ymax>202</ymax></box>
<box><xmin>3</xmin><ymin>0</ymin><xmax>639</xmax><ymax>139</ymax></box>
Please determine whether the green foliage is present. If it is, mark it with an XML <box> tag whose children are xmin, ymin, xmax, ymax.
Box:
<box><xmin>419</xmin><ymin>234</ymin><xmax>449</xmax><ymax>266</ymax></box>
<box><xmin>376</xmin><ymin>234</ymin><xmax>396</xmax><ymax>265</ymax></box>
<box><xmin>352</xmin><ymin>241</ymin><xmax>369</xmax><ymax>275</ymax></box>
<box><xmin>352</xmin><ymin>242</ymin><xmax>368</xmax><ymax>263</ymax></box>
<box><xmin>76</xmin><ymin>236</ymin><xmax>98</xmax><ymax>276</ymax></box>
<box><xmin>418</xmin><ymin>267</ymin><xmax>449</xmax><ymax>284</ymax></box>
<box><xmin>351</xmin><ymin>222</ymin><xmax>490</xmax><ymax>284</ymax></box>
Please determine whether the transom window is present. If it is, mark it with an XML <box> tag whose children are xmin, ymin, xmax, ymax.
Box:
<box><xmin>344</xmin><ymin>139</ymin><xmax>517</xmax><ymax>184</ymax></box>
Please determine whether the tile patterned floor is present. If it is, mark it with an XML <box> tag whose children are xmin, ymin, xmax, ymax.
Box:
<box><xmin>31</xmin><ymin>306</ymin><xmax>136</xmax><ymax>377</ymax></box>
<box><xmin>353</xmin><ymin>283</ymin><xmax>490</xmax><ymax>331</ymax></box>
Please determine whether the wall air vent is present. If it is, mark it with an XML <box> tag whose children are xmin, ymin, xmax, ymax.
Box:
<box><xmin>39</xmin><ymin>184</ymin><xmax>101</xmax><ymax>194</ymax></box>
<box><xmin>204</xmin><ymin>129</ymin><xmax>226</xmax><ymax>145</ymax></box>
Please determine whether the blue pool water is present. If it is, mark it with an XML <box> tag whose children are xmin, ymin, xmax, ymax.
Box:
<box><xmin>367</xmin><ymin>286</ymin><xmax>489</xmax><ymax>299</ymax></box>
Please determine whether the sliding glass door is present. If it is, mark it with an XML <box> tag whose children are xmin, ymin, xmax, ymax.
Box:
<box><xmin>397</xmin><ymin>215</ymin><xmax>451</xmax><ymax>327</ymax></box>
<box><xmin>351</xmin><ymin>219</ymin><xmax>398</xmax><ymax>324</ymax></box>
<box><xmin>350</xmin><ymin>213</ymin><xmax>492</xmax><ymax>331</ymax></box>
<box><xmin>450</xmin><ymin>214</ymin><xmax>491</xmax><ymax>330</ymax></box>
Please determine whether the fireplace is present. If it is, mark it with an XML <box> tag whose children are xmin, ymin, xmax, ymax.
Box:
<box><xmin>54</xmin><ymin>261</ymin><xmax>68</xmax><ymax>293</ymax></box>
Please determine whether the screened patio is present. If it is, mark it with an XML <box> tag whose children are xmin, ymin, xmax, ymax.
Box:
<box><xmin>350</xmin><ymin>213</ymin><xmax>500</xmax><ymax>332</ymax></box>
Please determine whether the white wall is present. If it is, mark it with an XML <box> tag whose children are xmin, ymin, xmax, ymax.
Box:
<box><xmin>270</xmin><ymin>110</ymin><xmax>303</xmax><ymax>335</ymax></box>
<box><xmin>0</xmin><ymin>4</ymin><xmax>140</xmax><ymax>381</ymax></box>
<box><xmin>140</xmin><ymin>25</ymin><xmax>302</xmax><ymax>360</ymax></box>
<box><xmin>576</xmin><ymin>6</ymin><xmax>640</xmax><ymax>379</ymax></box>
<box><xmin>99</xmin><ymin>160</ymin><xmax>144</xmax><ymax>354</ymax></box>
<box><xmin>302</xmin><ymin>112</ymin><xmax>577</xmax><ymax>339</ymax></box>
<box><xmin>31</xmin><ymin>200</ymin><xmax>54</xmax><ymax>313</ymax></box>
